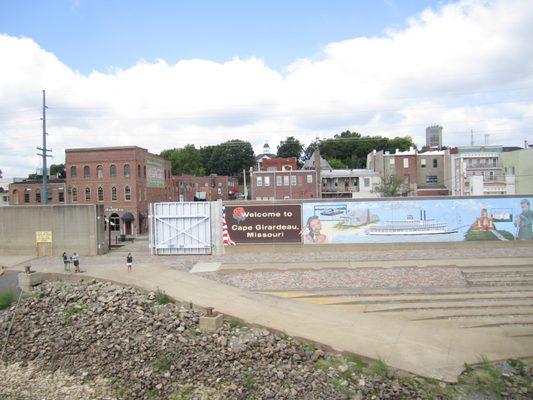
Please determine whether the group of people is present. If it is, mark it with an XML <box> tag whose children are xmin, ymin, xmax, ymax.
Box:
<box><xmin>62</xmin><ymin>252</ymin><xmax>80</xmax><ymax>273</ymax></box>
<box><xmin>61</xmin><ymin>252</ymin><xmax>134</xmax><ymax>272</ymax></box>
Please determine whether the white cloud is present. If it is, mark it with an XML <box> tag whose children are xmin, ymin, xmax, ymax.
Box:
<box><xmin>1</xmin><ymin>0</ymin><xmax>533</xmax><ymax>177</ymax></box>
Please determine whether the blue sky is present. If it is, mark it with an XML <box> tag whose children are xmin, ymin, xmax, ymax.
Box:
<box><xmin>0</xmin><ymin>0</ymin><xmax>440</xmax><ymax>73</ymax></box>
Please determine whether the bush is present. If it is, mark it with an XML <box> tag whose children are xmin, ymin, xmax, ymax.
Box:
<box><xmin>154</xmin><ymin>288</ymin><xmax>172</xmax><ymax>305</ymax></box>
<box><xmin>0</xmin><ymin>288</ymin><xmax>15</xmax><ymax>310</ymax></box>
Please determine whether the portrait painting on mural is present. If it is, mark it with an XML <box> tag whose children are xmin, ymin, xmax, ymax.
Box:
<box><xmin>302</xmin><ymin>197</ymin><xmax>533</xmax><ymax>244</ymax></box>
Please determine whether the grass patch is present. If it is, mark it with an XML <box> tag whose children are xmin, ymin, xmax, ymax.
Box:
<box><xmin>474</xmin><ymin>357</ymin><xmax>505</xmax><ymax>396</ymax></box>
<box><xmin>153</xmin><ymin>354</ymin><xmax>173</xmax><ymax>372</ymax></box>
<box><xmin>171</xmin><ymin>386</ymin><xmax>192</xmax><ymax>400</ymax></box>
<box><xmin>368</xmin><ymin>359</ymin><xmax>390</xmax><ymax>379</ymax></box>
<box><xmin>302</xmin><ymin>343</ymin><xmax>317</xmax><ymax>353</ymax></box>
<box><xmin>242</xmin><ymin>371</ymin><xmax>256</xmax><ymax>391</ymax></box>
<box><xmin>62</xmin><ymin>303</ymin><xmax>86</xmax><ymax>325</ymax></box>
<box><xmin>228</xmin><ymin>319</ymin><xmax>245</xmax><ymax>330</ymax></box>
<box><xmin>154</xmin><ymin>288</ymin><xmax>172</xmax><ymax>305</ymax></box>
<box><xmin>346</xmin><ymin>355</ymin><xmax>368</xmax><ymax>373</ymax></box>
<box><xmin>0</xmin><ymin>288</ymin><xmax>15</xmax><ymax>310</ymax></box>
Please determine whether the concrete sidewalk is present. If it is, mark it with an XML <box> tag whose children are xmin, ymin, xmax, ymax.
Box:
<box><xmin>7</xmin><ymin>259</ymin><xmax>533</xmax><ymax>382</ymax></box>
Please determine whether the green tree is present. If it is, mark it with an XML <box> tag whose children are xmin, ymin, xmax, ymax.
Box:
<box><xmin>375</xmin><ymin>175</ymin><xmax>410</xmax><ymax>197</ymax></box>
<box><xmin>277</xmin><ymin>136</ymin><xmax>304</xmax><ymax>161</ymax></box>
<box><xmin>50</xmin><ymin>163</ymin><xmax>66</xmax><ymax>178</ymax></box>
<box><xmin>327</xmin><ymin>158</ymin><xmax>346</xmax><ymax>169</ymax></box>
<box><xmin>207</xmin><ymin>140</ymin><xmax>255</xmax><ymax>177</ymax></box>
<box><xmin>302</xmin><ymin>139</ymin><xmax>320</xmax><ymax>163</ymax></box>
<box><xmin>160</xmin><ymin>145</ymin><xmax>205</xmax><ymax>176</ymax></box>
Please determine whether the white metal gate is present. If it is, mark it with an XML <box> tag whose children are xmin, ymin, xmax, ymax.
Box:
<box><xmin>150</xmin><ymin>202</ymin><xmax>212</xmax><ymax>255</ymax></box>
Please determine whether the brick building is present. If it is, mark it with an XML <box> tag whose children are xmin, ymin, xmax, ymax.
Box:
<box><xmin>9</xmin><ymin>179</ymin><xmax>67</xmax><ymax>205</ymax></box>
<box><xmin>260</xmin><ymin>157</ymin><xmax>297</xmax><ymax>171</ymax></box>
<box><xmin>173</xmin><ymin>174</ymin><xmax>239</xmax><ymax>202</ymax></box>
<box><xmin>65</xmin><ymin>146</ymin><xmax>173</xmax><ymax>235</ymax></box>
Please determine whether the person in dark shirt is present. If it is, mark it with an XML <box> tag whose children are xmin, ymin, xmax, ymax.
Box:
<box><xmin>126</xmin><ymin>253</ymin><xmax>133</xmax><ymax>272</ymax></box>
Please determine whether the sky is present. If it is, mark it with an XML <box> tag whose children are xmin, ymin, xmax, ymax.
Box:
<box><xmin>1</xmin><ymin>0</ymin><xmax>533</xmax><ymax>177</ymax></box>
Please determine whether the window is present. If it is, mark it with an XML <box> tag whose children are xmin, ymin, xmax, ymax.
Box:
<box><xmin>389</xmin><ymin>158</ymin><xmax>395</xmax><ymax>165</ymax></box>
<box><xmin>125</xmin><ymin>186</ymin><xmax>131</xmax><ymax>201</ymax></box>
<box><xmin>508</xmin><ymin>166</ymin><xmax>515</xmax><ymax>175</ymax></box>
<box><xmin>420</xmin><ymin>159</ymin><xmax>426</xmax><ymax>168</ymax></box>
<box><xmin>283</xmin><ymin>165</ymin><xmax>292</xmax><ymax>171</ymax></box>
<box><xmin>426</xmin><ymin>175</ymin><xmax>438</xmax><ymax>184</ymax></box>
<box><xmin>403</xmin><ymin>158</ymin><xmax>409</xmax><ymax>168</ymax></box>
<box><xmin>35</xmin><ymin>188</ymin><xmax>41</xmax><ymax>203</ymax></box>
<box><xmin>267</xmin><ymin>166</ymin><xmax>277</xmax><ymax>171</ymax></box>
<box><xmin>291</xmin><ymin>175</ymin><xmax>297</xmax><ymax>186</ymax></box>
<box><xmin>83</xmin><ymin>165</ymin><xmax>90</xmax><ymax>179</ymax></box>
<box><xmin>70</xmin><ymin>166</ymin><xmax>77</xmax><ymax>178</ymax></box>
<box><xmin>58</xmin><ymin>188</ymin><xmax>65</xmax><ymax>203</ymax></box>
<box><xmin>264</xmin><ymin>176</ymin><xmax>270</xmax><ymax>187</ymax></box>
<box><xmin>110</xmin><ymin>165</ymin><xmax>117</xmax><ymax>178</ymax></box>
<box><xmin>283</xmin><ymin>176</ymin><xmax>289</xmax><ymax>186</ymax></box>
<box><xmin>71</xmin><ymin>188</ymin><xmax>77</xmax><ymax>202</ymax></box>
<box><xmin>24</xmin><ymin>189</ymin><xmax>30</xmax><ymax>203</ymax></box>
<box><xmin>97</xmin><ymin>165</ymin><xmax>103</xmax><ymax>178</ymax></box>
<box><xmin>144</xmin><ymin>166</ymin><xmax>146</xmax><ymax>177</ymax></box>
<box><xmin>137</xmin><ymin>164</ymin><xmax>141</xmax><ymax>177</ymax></box>
<box><xmin>276</xmin><ymin>176</ymin><xmax>282</xmax><ymax>186</ymax></box>
<box><xmin>85</xmin><ymin>187</ymin><xmax>91</xmax><ymax>201</ymax></box>
<box><xmin>111</xmin><ymin>186</ymin><xmax>117</xmax><ymax>201</ymax></box>
<box><xmin>97</xmin><ymin>187</ymin><xmax>104</xmax><ymax>201</ymax></box>
<box><xmin>256</xmin><ymin>177</ymin><xmax>263</xmax><ymax>187</ymax></box>
<box><xmin>364</xmin><ymin>178</ymin><xmax>370</xmax><ymax>187</ymax></box>
<box><xmin>433</xmin><ymin>159</ymin><xmax>438</xmax><ymax>168</ymax></box>
<box><xmin>307</xmin><ymin>174</ymin><xmax>313</xmax><ymax>184</ymax></box>
<box><xmin>47</xmin><ymin>190</ymin><xmax>52</xmax><ymax>203</ymax></box>
<box><xmin>124</xmin><ymin>164</ymin><xmax>131</xmax><ymax>177</ymax></box>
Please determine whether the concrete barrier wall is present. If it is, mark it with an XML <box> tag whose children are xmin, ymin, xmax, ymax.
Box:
<box><xmin>0</xmin><ymin>205</ymin><xmax>108</xmax><ymax>256</ymax></box>
<box><xmin>222</xmin><ymin>195</ymin><xmax>533</xmax><ymax>246</ymax></box>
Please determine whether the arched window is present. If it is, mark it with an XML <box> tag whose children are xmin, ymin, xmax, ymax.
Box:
<box><xmin>12</xmin><ymin>189</ymin><xmax>19</xmax><ymax>205</ymax></box>
<box><xmin>124</xmin><ymin>164</ymin><xmax>131</xmax><ymax>177</ymax></box>
<box><xmin>137</xmin><ymin>164</ymin><xmax>141</xmax><ymax>177</ymax></box>
<box><xmin>83</xmin><ymin>165</ymin><xmax>90</xmax><ymax>179</ymax></box>
<box><xmin>85</xmin><ymin>187</ymin><xmax>91</xmax><ymax>201</ymax></box>
<box><xmin>97</xmin><ymin>187</ymin><xmax>104</xmax><ymax>201</ymax></box>
<box><xmin>109</xmin><ymin>213</ymin><xmax>120</xmax><ymax>231</ymax></box>
<box><xmin>124</xmin><ymin>185</ymin><xmax>131</xmax><ymax>201</ymax></box>
<box><xmin>70</xmin><ymin>166</ymin><xmax>77</xmax><ymax>178</ymax></box>
<box><xmin>143</xmin><ymin>165</ymin><xmax>146</xmax><ymax>177</ymax></box>
<box><xmin>110</xmin><ymin>164</ymin><xmax>117</xmax><ymax>178</ymax></box>
<box><xmin>35</xmin><ymin>188</ymin><xmax>41</xmax><ymax>203</ymax></box>
<box><xmin>97</xmin><ymin>165</ymin><xmax>103</xmax><ymax>178</ymax></box>
<box><xmin>71</xmin><ymin>187</ymin><xmax>77</xmax><ymax>202</ymax></box>
<box><xmin>24</xmin><ymin>188</ymin><xmax>30</xmax><ymax>203</ymax></box>
<box><xmin>111</xmin><ymin>186</ymin><xmax>117</xmax><ymax>201</ymax></box>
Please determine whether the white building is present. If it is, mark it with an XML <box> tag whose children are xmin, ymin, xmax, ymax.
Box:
<box><xmin>321</xmin><ymin>169</ymin><xmax>381</xmax><ymax>198</ymax></box>
<box><xmin>0</xmin><ymin>177</ymin><xmax>13</xmax><ymax>206</ymax></box>
<box><xmin>451</xmin><ymin>146</ymin><xmax>515</xmax><ymax>196</ymax></box>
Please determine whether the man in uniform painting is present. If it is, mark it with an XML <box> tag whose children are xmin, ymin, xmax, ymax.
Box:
<box><xmin>515</xmin><ymin>199</ymin><xmax>533</xmax><ymax>240</ymax></box>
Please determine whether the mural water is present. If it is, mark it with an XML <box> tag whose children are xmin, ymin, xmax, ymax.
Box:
<box><xmin>302</xmin><ymin>197</ymin><xmax>533</xmax><ymax>244</ymax></box>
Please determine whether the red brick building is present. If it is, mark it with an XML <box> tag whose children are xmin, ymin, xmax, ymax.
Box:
<box><xmin>260</xmin><ymin>157</ymin><xmax>297</xmax><ymax>171</ymax></box>
<box><xmin>65</xmin><ymin>146</ymin><xmax>173</xmax><ymax>235</ymax></box>
<box><xmin>9</xmin><ymin>179</ymin><xmax>67</xmax><ymax>205</ymax></box>
<box><xmin>173</xmin><ymin>174</ymin><xmax>239</xmax><ymax>202</ymax></box>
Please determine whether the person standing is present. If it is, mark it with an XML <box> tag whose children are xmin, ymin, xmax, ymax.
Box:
<box><xmin>62</xmin><ymin>252</ymin><xmax>70</xmax><ymax>272</ymax></box>
<box><xmin>515</xmin><ymin>199</ymin><xmax>533</xmax><ymax>240</ymax></box>
<box><xmin>72</xmin><ymin>252</ymin><xmax>80</xmax><ymax>273</ymax></box>
<box><xmin>126</xmin><ymin>252</ymin><xmax>133</xmax><ymax>272</ymax></box>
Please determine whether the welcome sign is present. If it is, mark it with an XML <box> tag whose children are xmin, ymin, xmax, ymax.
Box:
<box><xmin>225</xmin><ymin>204</ymin><xmax>302</xmax><ymax>244</ymax></box>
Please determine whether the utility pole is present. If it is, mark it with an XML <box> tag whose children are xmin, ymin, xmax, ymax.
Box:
<box><xmin>470</xmin><ymin>129</ymin><xmax>474</xmax><ymax>146</ymax></box>
<box><xmin>37</xmin><ymin>90</ymin><xmax>51</xmax><ymax>204</ymax></box>
<box><xmin>242</xmin><ymin>168</ymin><xmax>248</xmax><ymax>200</ymax></box>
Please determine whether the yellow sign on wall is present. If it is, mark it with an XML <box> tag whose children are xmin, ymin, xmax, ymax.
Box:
<box><xmin>36</xmin><ymin>231</ymin><xmax>53</xmax><ymax>243</ymax></box>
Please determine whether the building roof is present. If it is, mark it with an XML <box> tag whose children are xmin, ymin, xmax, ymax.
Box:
<box><xmin>321</xmin><ymin>169</ymin><xmax>379</xmax><ymax>178</ymax></box>
<box><xmin>10</xmin><ymin>178</ymin><xmax>66</xmax><ymax>185</ymax></box>
<box><xmin>418</xmin><ymin>150</ymin><xmax>446</xmax><ymax>156</ymax></box>
<box><xmin>255</xmin><ymin>153</ymin><xmax>277</xmax><ymax>162</ymax></box>
<box><xmin>65</xmin><ymin>146</ymin><xmax>146</xmax><ymax>153</ymax></box>
<box><xmin>302</xmin><ymin>156</ymin><xmax>331</xmax><ymax>170</ymax></box>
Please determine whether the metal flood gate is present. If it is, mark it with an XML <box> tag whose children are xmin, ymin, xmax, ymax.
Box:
<box><xmin>149</xmin><ymin>202</ymin><xmax>212</xmax><ymax>255</ymax></box>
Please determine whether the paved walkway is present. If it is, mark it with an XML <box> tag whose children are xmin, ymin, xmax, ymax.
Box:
<box><xmin>5</xmin><ymin>255</ymin><xmax>533</xmax><ymax>383</ymax></box>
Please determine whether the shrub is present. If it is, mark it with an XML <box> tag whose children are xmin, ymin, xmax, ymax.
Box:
<box><xmin>0</xmin><ymin>288</ymin><xmax>15</xmax><ymax>310</ymax></box>
<box><xmin>154</xmin><ymin>288</ymin><xmax>172</xmax><ymax>305</ymax></box>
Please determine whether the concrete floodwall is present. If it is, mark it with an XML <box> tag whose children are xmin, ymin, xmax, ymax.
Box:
<box><xmin>0</xmin><ymin>205</ymin><xmax>108</xmax><ymax>256</ymax></box>
<box><xmin>222</xmin><ymin>195</ymin><xmax>533</xmax><ymax>246</ymax></box>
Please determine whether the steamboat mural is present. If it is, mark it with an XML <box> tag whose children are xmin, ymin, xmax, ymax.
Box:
<box><xmin>302</xmin><ymin>197</ymin><xmax>533</xmax><ymax>244</ymax></box>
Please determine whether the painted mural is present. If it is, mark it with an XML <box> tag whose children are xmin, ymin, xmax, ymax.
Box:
<box><xmin>302</xmin><ymin>197</ymin><xmax>533</xmax><ymax>244</ymax></box>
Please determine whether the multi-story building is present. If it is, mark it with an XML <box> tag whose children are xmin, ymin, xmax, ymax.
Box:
<box><xmin>501</xmin><ymin>147</ymin><xmax>533</xmax><ymax>195</ymax></box>
<box><xmin>9</xmin><ymin>146</ymin><xmax>174</xmax><ymax>235</ymax></box>
<box><xmin>367</xmin><ymin>147</ymin><xmax>450</xmax><ymax>196</ymax></box>
<box><xmin>321</xmin><ymin>169</ymin><xmax>381</xmax><ymax>198</ymax></box>
<box><xmin>425</xmin><ymin>125</ymin><xmax>443</xmax><ymax>148</ymax></box>
<box><xmin>260</xmin><ymin>157</ymin><xmax>297</xmax><ymax>171</ymax></box>
<box><xmin>254</xmin><ymin>142</ymin><xmax>276</xmax><ymax>170</ymax></box>
<box><xmin>173</xmin><ymin>174</ymin><xmax>239</xmax><ymax>202</ymax></box>
<box><xmin>450</xmin><ymin>146</ymin><xmax>515</xmax><ymax>196</ymax></box>
<box><xmin>415</xmin><ymin>150</ymin><xmax>450</xmax><ymax>196</ymax></box>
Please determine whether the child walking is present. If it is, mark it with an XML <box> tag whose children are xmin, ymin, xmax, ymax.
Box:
<box><xmin>126</xmin><ymin>252</ymin><xmax>133</xmax><ymax>272</ymax></box>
